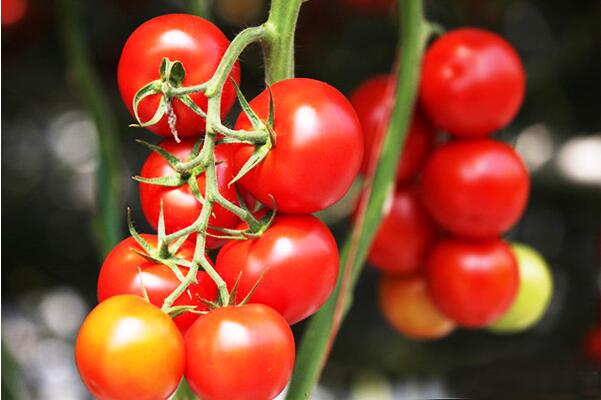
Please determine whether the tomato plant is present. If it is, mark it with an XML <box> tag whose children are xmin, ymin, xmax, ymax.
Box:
<box><xmin>420</xmin><ymin>28</ymin><xmax>525</xmax><ymax>137</ymax></box>
<box><xmin>421</xmin><ymin>138</ymin><xmax>529</xmax><ymax>239</ymax></box>
<box><xmin>426</xmin><ymin>239</ymin><xmax>519</xmax><ymax>327</ymax></box>
<box><xmin>75</xmin><ymin>295</ymin><xmax>185</xmax><ymax>400</ymax></box>
<box><xmin>232</xmin><ymin>78</ymin><xmax>364</xmax><ymax>213</ymax></box>
<box><xmin>185</xmin><ymin>304</ymin><xmax>295</xmax><ymax>400</ymax></box>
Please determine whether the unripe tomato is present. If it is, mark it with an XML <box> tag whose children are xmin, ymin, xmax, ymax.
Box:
<box><xmin>421</xmin><ymin>139</ymin><xmax>529</xmax><ymax>239</ymax></box>
<box><xmin>420</xmin><ymin>28</ymin><xmax>525</xmax><ymax>137</ymax></box>
<box><xmin>185</xmin><ymin>304</ymin><xmax>295</xmax><ymax>400</ymax></box>
<box><xmin>378</xmin><ymin>274</ymin><xmax>455</xmax><ymax>340</ymax></box>
<box><xmin>489</xmin><ymin>243</ymin><xmax>553</xmax><ymax>333</ymax></box>
<box><xmin>350</xmin><ymin>74</ymin><xmax>436</xmax><ymax>182</ymax></box>
<box><xmin>426</xmin><ymin>239</ymin><xmax>519</xmax><ymax>328</ymax></box>
<box><xmin>368</xmin><ymin>187</ymin><xmax>438</xmax><ymax>275</ymax></box>
<box><xmin>139</xmin><ymin>140</ymin><xmax>240</xmax><ymax>249</ymax></box>
<box><xmin>232</xmin><ymin>78</ymin><xmax>364</xmax><ymax>213</ymax></box>
<box><xmin>215</xmin><ymin>214</ymin><xmax>339</xmax><ymax>324</ymax></box>
<box><xmin>75</xmin><ymin>295</ymin><xmax>185</xmax><ymax>400</ymax></box>
<box><xmin>118</xmin><ymin>14</ymin><xmax>240</xmax><ymax>137</ymax></box>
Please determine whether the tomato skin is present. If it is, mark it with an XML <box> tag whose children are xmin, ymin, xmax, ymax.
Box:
<box><xmin>425</xmin><ymin>239</ymin><xmax>519</xmax><ymax>328</ymax></box>
<box><xmin>75</xmin><ymin>295</ymin><xmax>185</xmax><ymax>400</ymax></box>
<box><xmin>118</xmin><ymin>14</ymin><xmax>240</xmax><ymax>137</ymax></box>
<box><xmin>97</xmin><ymin>235</ymin><xmax>217</xmax><ymax>333</ymax></box>
<box><xmin>215</xmin><ymin>214</ymin><xmax>339</xmax><ymax>324</ymax></box>
<box><xmin>421</xmin><ymin>139</ymin><xmax>529</xmax><ymax>239</ymax></box>
<box><xmin>139</xmin><ymin>140</ymin><xmax>239</xmax><ymax>249</ymax></box>
<box><xmin>420</xmin><ymin>28</ymin><xmax>525</xmax><ymax>137</ymax></box>
<box><xmin>185</xmin><ymin>304</ymin><xmax>295</xmax><ymax>400</ymax></box>
<box><xmin>368</xmin><ymin>188</ymin><xmax>437</xmax><ymax>275</ymax></box>
<box><xmin>378</xmin><ymin>274</ymin><xmax>455</xmax><ymax>340</ymax></box>
<box><xmin>350</xmin><ymin>75</ymin><xmax>436</xmax><ymax>182</ymax></box>
<box><xmin>232</xmin><ymin>78</ymin><xmax>364</xmax><ymax>213</ymax></box>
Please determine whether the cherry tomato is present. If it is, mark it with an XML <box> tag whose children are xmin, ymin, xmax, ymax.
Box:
<box><xmin>139</xmin><ymin>140</ymin><xmax>239</xmax><ymax>249</ymax></box>
<box><xmin>489</xmin><ymin>243</ymin><xmax>553</xmax><ymax>333</ymax></box>
<box><xmin>232</xmin><ymin>78</ymin><xmax>364</xmax><ymax>213</ymax></box>
<box><xmin>185</xmin><ymin>304</ymin><xmax>295</xmax><ymax>400</ymax></box>
<box><xmin>378</xmin><ymin>274</ymin><xmax>455</xmax><ymax>340</ymax></box>
<box><xmin>2</xmin><ymin>0</ymin><xmax>27</xmax><ymax>26</ymax></box>
<box><xmin>368</xmin><ymin>187</ymin><xmax>437</xmax><ymax>275</ymax></box>
<box><xmin>421</xmin><ymin>139</ymin><xmax>529</xmax><ymax>239</ymax></box>
<box><xmin>426</xmin><ymin>239</ymin><xmax>519</xmax><ymax>328</ymax></box>
<box><xmin>118</xmin><ymin>14</ymin><xmax>240</xmax><ymax>137</ymax></box>
<box><xmin>75</xmin><ymin>295</ymin><xmax>185</xmax><ymax>400</ymax></box>
<box><xmin>584</xmin><ymin>325</ymin><xmax>601</xmax><ymax>368</ymax></box>
<box><xmin>97</xmin><ymin>235</ymin><xmax>217</xmax><ymax>333</ymax></box>
<box><xmin>215</xmin><ymin>214</ymin><xmax>339</xmax><ymax>324</ymax></box>
<box><xmin>420</xmin><ymin>28</ymin><xmax>525</xmax><ymax>137</ymax></box>
<box><xmin>350</xmin><ymin>74</ymin><xmax>436</xmax><ymax>182</ymax></box>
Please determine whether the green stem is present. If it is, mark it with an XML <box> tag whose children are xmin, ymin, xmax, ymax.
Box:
<box><xmin>262</xmin><ymin>0</ymin><xmax>304</xmax><ymax>83</ymax></box>
<box><xmin>285</xmin><ymin>1</ymin><xmax>432</xmax><ymax>398</ymax></box>
<box><xmin>58</xmin><ymin>0</ymin><xmax>123</xmax><ymax>256</ymax></box>
<box><xmin>188</xmin><ymin>0</ymin><xmax>213</xmax><ymax>19</ymax></box>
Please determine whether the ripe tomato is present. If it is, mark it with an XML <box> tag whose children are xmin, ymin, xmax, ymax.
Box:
<box><xmin>75</xmin><ymin>295</ymin><xmax>185</xmax><ymax>400</ymax></box>
<box><xmin>232</xmin><ymin>78</ymin><xmax>364</xmax><ymax>213</ymax></box>
<box><xmin>97</xmin><ymin>235</ymin><xmax>217</xmax><ymax>333</ymax></box>
<box><xmin>420</xmin><ymin>28</ymin><xmax>525</xmax><ymax>137</ymax></box>
<box><xmin>368</xmin><ymin>187</ymin><xmax>437</xmax><ymax>275</ymax></box>
<box><xmin>350</xmin><ymin>74</ymin><xmax>436</xmax><ymax>182</ymax></box>
<box><xmin>185</xmin><ymin>304</ymin><xmax>295</xmax><ymax>400</ymax></box>
<box><xmin>215</xmin><ymin>214</ymin><xmax>339</xmax><ymax>324</ymax></box>
<box><xmin>425</xmin><ymin>239</ymin><xmax>519</xmax><ymax>328</ymax></box>
<box><xmin>421</xmin><ymin>139</ymin><xmax>529</xmax><ymax>239</ymax></box>
<box><xmin>118</xmin><ymin>14</ymin><xmax>240</xmax><ymax>137</ymax></box>
<box><xmin>584</xmin><ymin>325</ymin><xmax>601</xmax><ymax>368</ymax></box>
<box><xmin>378</xmin><ymin>274</ymin><xmax>455</xmax><ymax>340</ymax></box>
<box><xmin>2</xmin><ymin>0</ymin><xmax>28</xmax><ymax>26</ymax></box>
<box><xmin>139</xmin><ymin>139</ymin><xmax>240</xmax><ymax>249</ymax></box>
<box><xmin>489</xmin><ymin>243</ymin><xmax>553</xmax><ymax>333</ymax></box>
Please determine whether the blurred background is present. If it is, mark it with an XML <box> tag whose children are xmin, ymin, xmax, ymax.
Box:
<box><xmin>2</xmin><ymin>0</ymin><xmax>600</xmax><ymax>398</ymax></box>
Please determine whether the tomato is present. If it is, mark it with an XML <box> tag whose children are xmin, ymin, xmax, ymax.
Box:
<box><xmin>185</xmin><ymin>304</ymin><xmax>295</xmax><ymax>400</ymax></box>
<box><xmin>97</xmin><ymin>235</ymin><xmax>217</xmax><ymax>333</ymax></box>
<box><xmin>215</xmin><ymin>214</ymin><xmax>339</xmax><ymax>324</ymax></box>
<box><xmin>350</xmin><ymin>74</ymin><xmax>436</xmax><ymax>182</ymax></box>
<box><xmin>489</xmin><ymin>243</ymin><xmax>553</xmax><ymax>333</ymax></box>
<box><xmin>139</xmin><ymin>140</ymin><xmax>240</xmax><ymax>249</ymax></box>
<box><xmin>421</xmin><ymin>139</ymin><xmax>529</xmax><ymax>239</ymax></box>
<box><xmin>2</xmin><ymin>0</ymin><xmax>27</xmax><ymax>26</ymax></box>
<box><xmin>232</xmin><ymin>78</ymin><xmax>364</xmax><ymax>213</ymax></box>
<box><xmin>420</xmin><ymin>28</ymin><xmax>525</xmax><ymax>137</ymax></box>
<box><xmin>368</xmin><ymin>187</ymin><xmax>437</xmax><ymax>275</ymax></box>
<box><xmin>378</xmin><ymin>274</ymin><xmax>455</xmax><ymax>340</ymax></box>
<box><xmin>118</xmin><ymin>14</ymin><xmax>240</xmax><ymax>137</ymax></box>
<box><xmin>584</xmin><ymin>325</ymin><xmax>601</xmax><ymax>368</ymax></box>
<box><xmin>75</xmin><ymin>295</ymin><xmax>184</xmax><ymax>400</ymax></box>
<box><xmin>426</xmin><ymin>239</ymin><xmax>519</xmax><ymax>328</ymax></box>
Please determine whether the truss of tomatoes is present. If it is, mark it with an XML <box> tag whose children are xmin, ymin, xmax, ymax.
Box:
<box><xmin>350</xmin><ymin>28</ymin><xmax>553</xmax><ymax>340</ymax></box>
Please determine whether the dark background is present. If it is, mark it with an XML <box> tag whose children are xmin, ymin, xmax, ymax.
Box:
<box><xmin>2</xmin><ymin>0</ymin><xmax>600</xmax><ymax>398</ymax></box>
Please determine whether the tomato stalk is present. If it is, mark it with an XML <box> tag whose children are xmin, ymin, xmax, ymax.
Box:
<box><xmin>285</xmin><ymin>0</ymin><xmax>436</xmax><ymax>398</ymax></box>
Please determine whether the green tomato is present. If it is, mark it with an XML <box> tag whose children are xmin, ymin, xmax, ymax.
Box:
<box><xmin>488</xmin><ymin>243</ymin><xmax>553</xmax><ymax>333</ymax></box>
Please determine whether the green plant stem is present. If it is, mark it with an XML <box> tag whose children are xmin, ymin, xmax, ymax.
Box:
<box><xmin>58</xmin><ymin>0</ymin><xmax>123</xmax><ymax>256</ymax></box>
<box><xmin>285</xmin><ymin>1</ymin><xmax>432</xmax><ymax>398</ymax></box>
<box><xmin>188</xmin><ymin>0</ymin><xmax>213</xmax><ymax>19</ymax></box>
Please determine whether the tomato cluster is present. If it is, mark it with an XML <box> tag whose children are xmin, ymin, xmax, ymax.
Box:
<box><xmin>351</xmin><ymin>28</ymin><xmax>553</xmax><ymax>339</ymax></box>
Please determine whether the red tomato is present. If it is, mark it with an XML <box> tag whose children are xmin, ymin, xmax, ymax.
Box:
<box><xmin>350</xmin><ymin>74</ymin><xmax>436</xmax><ymax>182</ymax></box>
<box><xmin>421</xmin><ymin>139</ymin><xmax>529</xmax><ymax>239</ymax></box>
<box><xmin>185</xmin><ymin>304</ymin><xmax>295</xmax><ymax>400</ymax></box>
<box><xmin>118</xmin><ymin>14</ymin><xmax>240</xmax><ymax>137</ymax></box>
<box><xmin>75</xmin><ymin>295</ymin><xmax>184</xmax><ymax>400</ymax></box>
<box><xmin>2</xmin><ymin>0</ymin><xmax>27</xmax><ymax>26</ymax></box>
<box><xmin>426</xmin><ymin>239</ymin><xmax>519</xmax><ymax>328</ymax></box>
<box><xmin>378</xmin><ymin>274</ymin><xmax>455</xmax><ymax>340</ymax></box>
<box><xmin>368</xmin><ymin>187</ymin><xmax>438</xmax><ymax>275</ymax></box>
<box><xmin>584</xmin><ymin>325</ymin><xmax>601</xmax><ymax>368</ymax></box>
<box><xmin>232</xmin><ymin>78</ymin><xmax>364</xmax><ymax>213</ymax></box>
<box><xmin>139</xmin><ymin>140</ymin><xmax>240</xmax><ymax>249</ymax></box>
<box><xmin>97</xmin><ymin>235</ymin><xmax>217</xmax><ymax>333</ymax></box>
<box><xmin>420</xmin><ymin>28</ymin><xmax>525</xmax><ymax>137</ymax></box>
<box><xmin>215</xmin><ymin>214</ymin><xmax>339</xmax><ymax>324</ymax></box>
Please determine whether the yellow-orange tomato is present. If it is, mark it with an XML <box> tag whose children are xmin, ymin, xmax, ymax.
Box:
<box><xmin>75</xmin><ymin>295</ymin><xmax>185</xmax><ymax>400</ymax></box>
<box><xmin>378</xmin><ymin>274</ymin><xmax>455</xmax><ymax>340</ymax></box>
